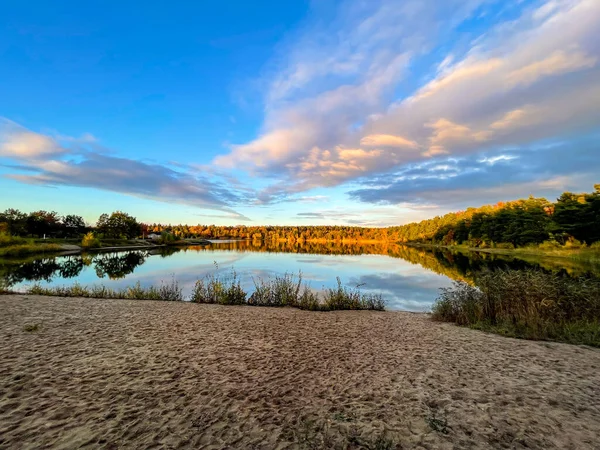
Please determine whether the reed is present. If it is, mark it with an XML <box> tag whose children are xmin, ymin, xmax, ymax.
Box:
<box><xmin>26</xmin><ymin>271</ymin><xmax>386</xmax><ymax>312</ymax></box>
<box><xmin>432</xmin><ymin>268</ymin><xmax>600</xmax><ymax>346</ymax></box>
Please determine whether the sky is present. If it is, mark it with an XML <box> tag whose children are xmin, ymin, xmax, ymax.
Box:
<box><xmin>1</xmin><ymin>0</ymin><xmax>599</xmax><ymax>227</ymax></box>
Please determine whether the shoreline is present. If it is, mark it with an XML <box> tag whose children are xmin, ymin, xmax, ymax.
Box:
<box><xmin>1</xmin><ymin>294</ymin><xmax>599</xmax><ymax>449</ymax></box>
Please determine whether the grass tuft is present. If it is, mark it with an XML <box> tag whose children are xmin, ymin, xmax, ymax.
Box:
<box><xmin>190</xmin><ymin>268</ymin><xmax>246</xmax><ymax>305</ymax></box>
<box><xmin>23</xmin><ymin>323</ymin><xmax>40</xmax><ymax>332</ymax></box>
<box><xmin>323</xmin><ymin>277</ymin><xmax>386</xmax><ymax>311</ymax></box>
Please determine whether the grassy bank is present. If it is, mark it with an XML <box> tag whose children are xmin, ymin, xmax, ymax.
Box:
<box><xmin>24</xmin><ymin>272</ymin><xmax>386</xmax><ymax>312</ymax></box>
<box><xmin>431</xmin><ymin>268</ymin><xmax>600</xmax><ymax>347</ymax></box>
<box><xmin>407</xmin><ymin>242</ymin><xmax>600</xmax><ymax>264</ymax></box>
<box><xmin>0</xmin><ymin>234</ymin><xmax>63</xmax><ymax>257</ymax></box>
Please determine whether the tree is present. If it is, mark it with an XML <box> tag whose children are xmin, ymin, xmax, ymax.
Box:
<box><xmin>25</xmin><ymin>211</ymin><xmax>61</xmax><ymax>237</ymax></box>
<box><xmin>62</xmin><ymin>215</ymin><xmax>86</xmax><ymax>237</ymax></box>
<box><xmin>0</xmin><ymin>208</ymin><xmax>27</xmax><ymax>235</ymax></box>
<box><xmin>96</xmin><ymin>211</ymin><xmax>141</xmax><ymax>239</ymax></box>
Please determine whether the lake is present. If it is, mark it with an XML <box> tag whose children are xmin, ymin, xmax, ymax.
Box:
<box><xmin>2</xmin><ymin>240</ymin><xmax>599</xmax><ymax>311</ymax></box>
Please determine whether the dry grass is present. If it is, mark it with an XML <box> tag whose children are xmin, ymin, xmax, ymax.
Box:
<box><xmin>28</xmin><ymin>278</ymin><xmax>184</xmax><ymax>302</ymax></box>
<box><xmin>27</xmin><ymin>271</ymin><xmax>386</xmax><ymax>311</ymax></box>
<box><xmin>432</xmin><ymin>268</ymin><xmax>600</xmax><ymax>346</ymax></box>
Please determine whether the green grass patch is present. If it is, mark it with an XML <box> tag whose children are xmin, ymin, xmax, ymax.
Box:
<box><xmin>0</xmin><ymin>233</ymin><xmax>63</xmax><ymax>256</ymax></box>
<box><xmin>0</xmin><ymin>243</ymin><xmax>63</xmax><ymax>257</ymax></box>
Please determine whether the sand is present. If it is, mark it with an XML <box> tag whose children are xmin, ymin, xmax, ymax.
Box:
<box><xmin>1</xmin><ymin>295</ymin><xmax>599</xmax><ymax>449</ymax></box>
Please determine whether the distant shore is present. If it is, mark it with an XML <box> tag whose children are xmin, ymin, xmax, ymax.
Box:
<box><xmin>0</xmin><ymin>238</ymin><xmax>217</xmax><ymax>258</ymax></box>
<box><xmin>1</xmin><ymin>294</ymin><xmax>599</xmax><ymax>449</ymax></box>
<box><xmin>406</xmin><ymin>242</ymin><xmax>600</xmax><ymax>263</ymax></box>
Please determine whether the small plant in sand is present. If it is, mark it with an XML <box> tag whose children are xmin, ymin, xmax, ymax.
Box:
<box><xmin>425</xmin><ymin>406</ymin><xmax>450</xmax><ymax>435</ymax></box>
<box><xmin>23</xmin><ymin>323</ymin><xmax>40</xmax><ymax>332</ymax></box>
<box><xmin>297</xmin><ymin>287</ymin><xmax>322</xmax><ymax>311</ymax></box>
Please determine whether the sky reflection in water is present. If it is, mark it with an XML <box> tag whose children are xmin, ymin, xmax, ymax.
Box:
<box><xmin>6</xmin><ymin>241</ymin><xmax>597</xmax><ymax>312</ymax></box>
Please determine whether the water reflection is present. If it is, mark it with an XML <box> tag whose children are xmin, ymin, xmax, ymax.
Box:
<box><xmin>94</xmin><ymin>252</ymin><xmax>147</xmax><ymax>279</ymax></box>
<box><xmin>2</xmin><ymin>242</ymin><xmax>599</xmax><ymax>311</ymax></box>
<box><xmin>1</xmin><ymin>251</ymin><xmax>149</xmax><ymax>285</ymax></box>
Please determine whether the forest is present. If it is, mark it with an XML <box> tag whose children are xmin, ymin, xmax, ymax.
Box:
<box><xmin>1</xmin><ymin>184</ymin><xmax>598</xmax><ymax>249</ymax></box>
<box><xmin>145</xmin><ymin>184</ymin><xmax>600</xmax><ymax>248</ymax></box>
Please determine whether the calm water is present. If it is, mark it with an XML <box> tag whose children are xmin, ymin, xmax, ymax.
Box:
<box><xmin>2</xmin><ymin>241</ymin><xmax>599</xmax><ymax>311</ymax></box>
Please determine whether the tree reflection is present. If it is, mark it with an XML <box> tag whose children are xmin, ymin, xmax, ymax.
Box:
<box><xmin>0</xmin><ymin>251</ymin><xmax>149</xmax><ymax>286</ymax></box>
<box><xmin>94</xmin><ymin>251</ymin><xmax>147</xmax><ymax>279</ymax></box>
<box><xmin>1</xmin><ymin>242</ymin><xmax>598</xmax><ymax>289</ymax></box>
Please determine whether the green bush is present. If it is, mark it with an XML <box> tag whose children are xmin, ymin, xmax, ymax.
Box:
<box><xmin>323</xmin><ymin>277</ymin><xmax>386</xmax><ymax>311</ymax></box>
<box><xmin>248</xmin><ymin>272</ymin><xmax>303</xmax><ymax>307</ymax></box>
<box><xmin>538</xmin><ymin>240</ymin><xmax>562</xmax><ymax>250</ymax></box>
<box><xmin>432</xmin><ymin>269</ymin><xmax>600</xmax><ymax>346</ymax></box>
<box><xmin>81</xmin><ymin>232</ymin><xmax>101</xmax><ymax>249</ymax></box>
<box><xmin>190</xmin><ymin>269</ymin><xmax>246</xmax><ymax>305</ymax></box>
<box><xmin>0</xmin><ymin>233</ymin><xmax>27</xmax><ymax>248</ymax></box>
<box><xmin>158</xmin><ymin>232</ymin><xmax>177</xmax><ymax>244</ymax></box>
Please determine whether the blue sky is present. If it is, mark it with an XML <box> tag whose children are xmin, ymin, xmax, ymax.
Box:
<box><xmin>1</xmin><ymin>0</ymin><xmax>599</xmax><ymax>226</ymax></box>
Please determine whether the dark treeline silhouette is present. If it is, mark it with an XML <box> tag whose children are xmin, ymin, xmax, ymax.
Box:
<box><xmin>2</xmin><ymin>185</ymin><xmax>598</xmax><ymax>248</ymax></box>
<box><xmin>0</xmin><ymin>209</ymin><xmax>87</xmax><ymax>238</ymax></box>
<box><xmin>0</xmin><ymin>251</ymin><xmax>149</xmax><ymax>285</ymax></box>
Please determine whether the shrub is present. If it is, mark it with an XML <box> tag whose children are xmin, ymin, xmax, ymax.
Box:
<box><xmin>158</xmin><ymin>232</ymin><xmax>177</xmax><ymax>244</ymax></box>
<box><xmin>248</xmin><ymin>272</ymin><xmax>303</xmax><ymax>307</ymax></box>
<box><xmin>564</xmin><ymin>237</ymin><xmax>584</xmax><ymax>249</ymax></box>
<box><xmin>0</xmin><ymin>233</ymin><xmax>27</xmax><ymax>248</ymax></box>
<box><xmin>190</xmin><ymin>269</ymin><xmax>246</xmax><ymax>305</ymax></box>
<box><xmin>432</xmin><ymin>269</ymin><xmax>600</xmax><ymax>346</ymax></box>
<box><xmin>81</xmin><ymin>232</ymin><xmax>101</xmax><ymax>249</ymax></box>
<box><xmin>322</xmin><ymin>277</ymin><xmax>386</xmax><ymax>311</ymax></box>
<box><xmin>0</xmin><ymin>277</ymin><xmax>11</xmax><ymax>294</ymax></box>
<box><xmin>27</xmin><ymin>272</ymin><xmax>386</xmax><ymax>312</ymax></box>
<box><xmin>538</xmin><ymin>240</ymin><xmax>562</xmax><ymax>250</ymax></box>
<box><xmin>297</xmin><ymin>287</ymin><xmax>323</xmax><ymax>311</ymax></box>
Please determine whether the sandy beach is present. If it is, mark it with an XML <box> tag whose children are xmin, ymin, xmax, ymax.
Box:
<box><xmin>1</xmin><ymin>295</ymin><xmax>599</xmax><ymax>449</ymax></box>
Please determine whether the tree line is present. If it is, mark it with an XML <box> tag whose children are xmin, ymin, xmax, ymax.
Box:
<box><xmin>394</xmin><ymin>184</ymin><xmax>600</xmax><ymax>248</ymax></box>
<box><xmin>1</xmin><ymin>184</ymin><xmax>598</xmax><ymax>247</ymax></box>
<box><xmin>0</xmin><ymin>209</ymin><xmax>86</xmax><ymax>238</ymax></box>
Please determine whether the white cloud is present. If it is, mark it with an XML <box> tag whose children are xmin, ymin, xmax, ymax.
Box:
<box><xmin>0</xmin><ymin>119</ymin><xmax>64</xmax><ymax>159</ymax></box>
<box><xmin>360</xmin><ymin>134</ymin><xmax>418</xmax><ymax>148</ymax></box>
<box><xmin>0</xmin><ymin>120</ymin><xmax>252</xmax><ymax>220</ymax></box>
<box><xmin>212</xmin><ymin>0</ymin><xmax>600</xmax><ymax>203</ymax></box>
<box><xmin>507</xmin><ymin>49</ymin><xmax>597</xmax><ymax>87</ymax></box>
